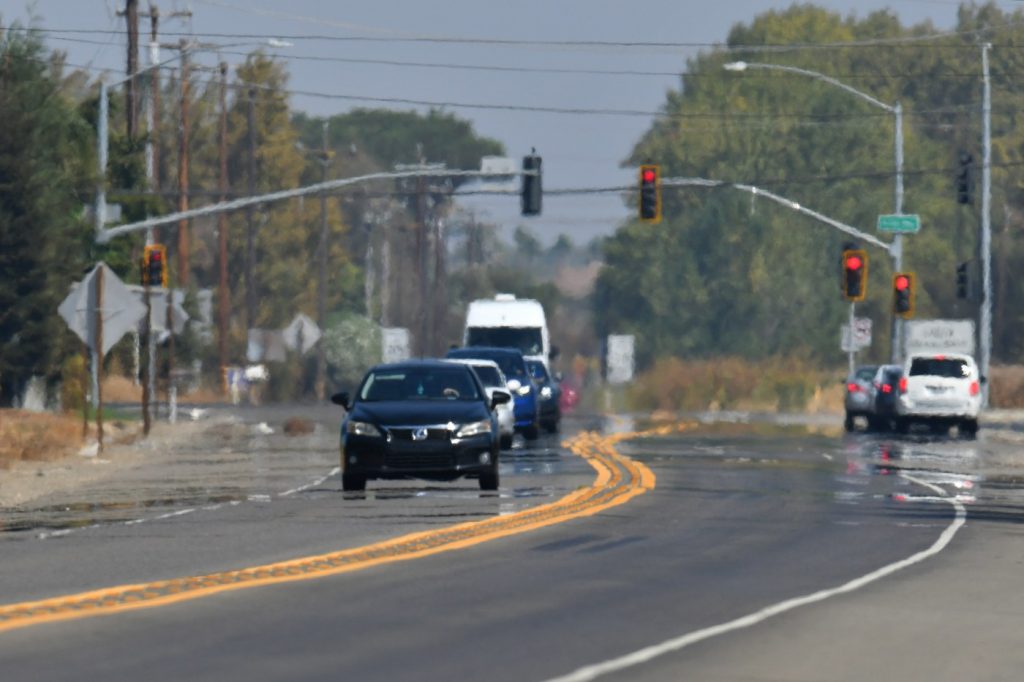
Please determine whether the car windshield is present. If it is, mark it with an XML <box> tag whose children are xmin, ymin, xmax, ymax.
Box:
<box><xmin>909</xmin><ymin>358</ymin><xmax>971</xmax><ymax>379</ymax></box>
<box><xmin>466</xmin><ymin>327</ymin><xmax>543</xmax><ymax>356</ymax></box>
<box><xmin>854</xmin><ymin>367</ymin><xmax>877</xmax><ymax>382</ymax></box>
<box><xmin>526</xmin><ymin>360</ymin><xmax>549</xmax><ymax>382</ymax></box>
<box><xmin>449</xmin><ymin>351</ymin><xmax>528</xmax><ymax>381</ymax></box>
<box><xmin>470</xmin><ymin>365</ymin><xmax>503</xmax><ymax>388</ymax></box>
<box><xmin>358</xmin><ymin>368</ymin><xmax>481</xmax><ymax>402</ymax></box>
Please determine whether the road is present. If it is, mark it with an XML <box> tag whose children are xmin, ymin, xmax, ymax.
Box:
<box><xmin>1</xmin><ymin>409</ymin><xmax>1022</xmax><ymax>681</ymax></box>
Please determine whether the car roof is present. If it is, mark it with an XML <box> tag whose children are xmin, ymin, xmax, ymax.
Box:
<box><xmin>369</xmin><ymin>359</ymin><xmax>475</xmax><ymax>372</ymax></box>
<box><xmin>447</xmin><ymin>346</ymin><xmax>525</xmax><ymax>358</ymax></box>
<box><xmin>445</xmin><ymin>358</ymin><xmax>501</xmax><ymax>369</ymax></box>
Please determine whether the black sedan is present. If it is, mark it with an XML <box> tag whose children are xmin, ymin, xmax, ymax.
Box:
<box><xmin>331</xmin><ymin>360</ymin><xmax>510</xmax><ymax>491</ymax></box>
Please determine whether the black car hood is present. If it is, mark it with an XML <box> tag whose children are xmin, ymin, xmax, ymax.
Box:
<box><xmin>350</xmin><ymin>400</ymin><xmax>490</xmax><ymax>426</ymax></box>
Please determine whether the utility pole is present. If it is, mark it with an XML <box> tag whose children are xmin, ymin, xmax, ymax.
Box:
<box><xmin>217</xmin><ymin>62</ymin><xmax>230</xmax><ymax>394</ymax></box>
<box><xmin>315</xmin><ymin>121</ymin><xmax>331</xmax><ymax>400</ymax></box>
<box><xmin>433</xmin><ymin>212</ymin><xmax>448</xmax><ymax>352</ymax></box>
<box><xmin>119</xmin><ymin>0</ymin><xmax>140</xmax><ymax>138</ymax></box>
<box><xmin>980</xmin><ymin>42</ymin><xmax>993</xmax><ymax>404</ymax></box>
<box><xmin>176</xmin><ymin>39</ymin><xmax>191</xmax><ymax>287</ymax></box>
<box><xmin>415</xmin><ymin>172</ymin><xmax>428</xmax><ymax>356</ymax></box>
<box><xmin>246</xmin><ymin>87</ymin><xmax>258</xmax><ymax>331</ymax></box>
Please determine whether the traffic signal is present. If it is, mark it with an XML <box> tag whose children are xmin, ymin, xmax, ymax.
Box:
<box><xmin>639</xmin><ymin>164</ymin><xmax>661</xmax><ymax>223</ymax></box>
<box><xmin>842</xmin><ymin>249</ymin><xmax>867</xmax><ymax>301</ymax></box>
<box><xmin>956</xmin><ymin>261</ymin><xmax>969</xmax><ymax>299</ymax></box>
<box><xmin>893</xmin><ymin>272</ymin><xmax>915</xmax><ymax>317</ymax></box>
<box><xmin>142</xmin><ymin>244</ymin><xmax>167</xmax><ymax>288</ymax></box>
<box><xmin>956</xmin><ymin>152</ymin><xmax>973</xmax><ymax>205</ymax></box>
<box><xmin>521</xmin><ymin>153</ymin><xmax>542</xmax><ymax>216</ymax></box>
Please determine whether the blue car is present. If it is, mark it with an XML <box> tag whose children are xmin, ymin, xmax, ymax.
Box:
<box><xmin>446</xmin><ymin>346</ymin><xmax>541</xmax><ymax>440</ymax></box>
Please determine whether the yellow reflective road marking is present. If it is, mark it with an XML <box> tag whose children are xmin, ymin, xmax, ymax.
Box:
<box><xmin>0</xmin><ymin>424</ymin><xmax>689</xmax><ymax>633</ymax></box>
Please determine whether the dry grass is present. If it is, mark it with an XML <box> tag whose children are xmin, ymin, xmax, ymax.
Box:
<box><xmin>100</xmin><ymin>376</ymin><xmax>225</xmax><ymax>404</ymax></box>
<box><xmin>627</xmin><ymin>357</ymin><xmax>842</xmax><ymax>413</ymax></box>
<box><xmin>989</xmin><ymin>365</ymin><xmax>1024</xmax><ymax>408</ymax></box>
<box><xmin>0</xmin><ymin>410</ymin><xmax>85</xmax><ymax>469</ymax></box>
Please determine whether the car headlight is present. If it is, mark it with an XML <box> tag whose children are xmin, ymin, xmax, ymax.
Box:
<box><xmin>456</xmin><ymin>419</ymin><xmax>492</xmax><ymax>438</ymax></box>
<box><xmin>346</xmin><ymin>421</ymin><xmax>381</xmax><ymax>437</ymax></box>
<box><xmin>517</xmin><ymin>384</ymin><xmax>531</xmax><ymax>396</ymax></box>
<box><xmin>540</xmin><ymin>386</ymin><xmax>553</xmax><ymax>399</ymax></box>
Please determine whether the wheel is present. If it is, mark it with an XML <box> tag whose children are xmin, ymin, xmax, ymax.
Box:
<box><xmin>479</xmin><ymin>468</ymin><xmax>499</xmax><ymax>491</ymax></box>
<box><xmin>843</xmin><ymin>412</ymin><xmax>855</xmax><ymax>432</ymax></box>
<box><xmin>524</xmin><ymin>423</ymin><xmax>540</xmax><ymax>440</ymax></box>
<box><xmin>960</xmin><ymin>419</ymin><xmax>979</xmax><ymax>438</ymax></box>
<box><xmin>342</xmin><ymin>473</ymin><xmax>366</xmax><ymax>491</ymax></box>
<box><xmin>499</xmin><ymin>434</ymin><xmax>513</xmax><ymax>449</ymax></box>
<box><xmin>866</xmin><ymin>416</ymin><xmax>881</xmax><ymax>432</ymax></box>
<box><xmin>543</xmin><ymin>418</ymin><xmax>560</xmax><ymax>434</ymax></box>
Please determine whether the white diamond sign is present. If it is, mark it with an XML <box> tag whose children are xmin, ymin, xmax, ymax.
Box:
<box><xmin>282</xmin><ymin>313</ymin><xmax>322</xmax><ymax>355</ymax></box>
<box><xmin>58</xmin><ymin>263</ymin><xmax>146</xmax><ymax>355</ymax></box>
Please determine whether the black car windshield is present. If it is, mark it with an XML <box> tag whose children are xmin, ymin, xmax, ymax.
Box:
<box><xmin>854</xmin><ymin>367</ymin><xmax>877</xmax><ymax>382</ymax></box>
<box><xmin>526</xmin><ymin>360</ymin><xmax>549</xmax><ymax>382</ymax></box>
<box><xmin>359</xmin><ymin>368</ymin><xmax>481</xmax><ymax>402</ymax></box>
<box><xmin>909</xmin><ymin>358</ymin><xmax>971</xmax><ymax>379</ymax></box>
<box><xmin>470</xmin><ymin>365</ymin><xmax>503</xmax><ymax>388</ymax></box>
<box><xmin>466</xmin><ymin>327</ymin><xmax>543</xmax><ymax>356</ymax></box>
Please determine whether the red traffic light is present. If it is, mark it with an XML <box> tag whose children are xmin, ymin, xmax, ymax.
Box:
<box><xmin>845</xmin><ymin>255</ymin><xmax>863</xmax><ymax>271</ymax></box>
<box><xmin>642</xmin><ymin>168</ymin><xmax>657</xmax><ymax>184</ymax></box>
<box><xmin>894</xmin><ymin>274</ymin><xmax>910</xmax><ymax>291</ymax></box>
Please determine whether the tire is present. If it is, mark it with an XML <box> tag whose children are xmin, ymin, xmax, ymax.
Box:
<box><xmin>524</xmin><ymin>423</ymin><xmax>540</xmax><ymax>440</ymax></box>
<box><xmin>499</xmin><ymin>434</ymin><xmax>513</xmax><ymax>450</ymax></box>
<box><xmin>342</xmin><ymin>473</ymin><xmax>366</xmax><ymax>491</ymax></box>
<box><xmin>843</xmin><ymin>412</ymin><xmax>855</xmax><ymax>432</ymax></box>
<box><xmin>960</xmin><ymin>419</ymin><xmax>979</xmax><ymax>438</ymax></box>
<box><xmin>543</xmin><ymin>418</ymin><xmax>560</xmax><ymax>434</ymax></box>
<box><xmin>479</xmin><ymin>468</ymin><xmax>499</xmax><ymax>491</ymax></box>
<box><xmin>866</xmin><ymin>416</ymin><xmax>880</xmax><ymax>432</ymax></box>
<box><xmin>895</xmin><ymin>418</ymin><xmax>910</xmax><ymax>434</ymax></box>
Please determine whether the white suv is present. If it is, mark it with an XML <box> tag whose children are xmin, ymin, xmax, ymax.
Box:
<box><xmin>896</xmin><ymin>352</ymin><xmax>982</xmax><ymax>435</ymax></box>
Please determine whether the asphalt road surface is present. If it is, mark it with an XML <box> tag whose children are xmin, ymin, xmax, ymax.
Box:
<box><xmin>1</xmin><ymin>409</ymin><xmax>1022</xmax><ymax>681</ymax></box>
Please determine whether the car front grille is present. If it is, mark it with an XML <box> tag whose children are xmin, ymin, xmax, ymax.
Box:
<box><xmin>385</xmin><ymin>427</ymin><xmax>451</xmax><ymax>442</ymax></box>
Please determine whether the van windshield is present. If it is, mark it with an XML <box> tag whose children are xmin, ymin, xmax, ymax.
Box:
<box><xmin>466</xmin><ymin>327</ymin><xmax>543</xmax><ymax>356</ymax></box>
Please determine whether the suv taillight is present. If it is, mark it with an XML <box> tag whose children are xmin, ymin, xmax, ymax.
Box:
<box><xmin>970</xmin><ymin>381</ymin><xmax>980</xmax><ymax>396</ymax></box>
<box><xmin>899</xmin><ymin>377</ymin><xmax>908</xmax><ymax>393</ymax></box>
<box><xmin>847</xmin><ymin>383</ymin><xmax>859</xmax><ymax>393</ymax></box>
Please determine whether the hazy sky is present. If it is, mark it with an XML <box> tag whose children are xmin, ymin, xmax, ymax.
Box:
<box><xmin>0</xmin><ymin>1</ymin><xmax>1013</xmax><ymax>243</ymax></box>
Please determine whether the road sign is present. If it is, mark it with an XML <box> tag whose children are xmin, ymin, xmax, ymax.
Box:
<box><xmin>877</xmin><ymin>214</ymin><xmax>920</xmax><ymax>233</ymax></box>
<box><xmin>606</xmin><ymin>335</ymin><xmax>635</xmax><ymax>385</ymax></box>
<box><xmin>382</xmin><ymin>328</ymin><xmax>411</xmax><ymax>364</ymax></box>
<box><xmin>904</xmin><ymin>319</ymin><xmax>975</xmax><ymax>355</ymax></box>
<box><xmin>58</xmin><ymin>263</ymin><xmax>146</xmax><ymax>355</ymax></box>
<box><xmin>841</xmin><ymin>318</ymin><xmax>872</xmax><ymax>352</ymax></box>
<box><xmin>283</xmin><ymin>314</ymin><xmax>321</xmax><ymax>355</ymax></box>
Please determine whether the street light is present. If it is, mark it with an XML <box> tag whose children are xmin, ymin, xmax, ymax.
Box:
<box><xmin>724</xmin><ymin>60</ymin><xmax>905</xmax><ymax>361</ymax></box>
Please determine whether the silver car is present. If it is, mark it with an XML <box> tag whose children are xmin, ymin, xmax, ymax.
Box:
<box><xmin>447</xmin><ymin>359</ymin><xmax>515</xmax><ymax>449</ymax></box>
<box><xmin>844</xmin><ymin>365</ymin><xmax>878</xmax><ymax>432</ymax></box>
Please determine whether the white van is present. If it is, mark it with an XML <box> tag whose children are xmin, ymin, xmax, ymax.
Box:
<box><xmin>463</xmin><ymin>294</ymin><xmax>554</xmax><ymax>368</ymax></box>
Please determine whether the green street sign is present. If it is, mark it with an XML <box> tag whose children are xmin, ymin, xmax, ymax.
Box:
<box><xmin>877</xmin><ymin>214</ymin><xmax>921</xmax><ymax>233</ymax></box>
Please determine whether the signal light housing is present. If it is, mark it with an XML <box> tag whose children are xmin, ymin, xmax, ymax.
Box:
<box><xmin>521</xmin><ymin>153</ymin><xmax>542</xmax><ymax>216</ymax></box>
<box><xmin>842</xmin><ymin>249</ymin><xmax>867</xmax><ymax>301</ymax></box>
<box><xmin>638</xmin><ymin>164</ymin><xmax>661</xmax><ymax>224</ymax></box>
<box><xmin>956</xmin><ymin>152</ymin><xmax>973</xmax><ymax>205</ymax></box>
<box><xmin>142</xmin><ymin>244</ymin><xmax>168</xmax><ymax>288</ymax></box>
<box><xmin>893</xmin><ymin>272</ymin><xmax>914</xmax><ymax>317</ymax></box>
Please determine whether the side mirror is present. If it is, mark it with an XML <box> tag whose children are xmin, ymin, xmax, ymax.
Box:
<box><xmin>330</xmin><ymin>391</ymin><xmax>351</xmax><ymax>409</ymax></box>
<box><xmin>491</xmin><ymin>390</ymin><xmax>512</xmax><ymax>409</ymax></box>
<box><xmin>549</xmin><ymin>345</ymin><xmax>561</xmax><ymax>360</ymax></box>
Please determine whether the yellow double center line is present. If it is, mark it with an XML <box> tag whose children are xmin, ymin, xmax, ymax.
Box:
<box><xmin>0</xmin><ymin>424</ymin><xmax>686</xmax><ymax>633</ymax></box>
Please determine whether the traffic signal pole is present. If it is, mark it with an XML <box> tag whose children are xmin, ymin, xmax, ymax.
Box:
<box><xmin>981</xmin><ymin>43</ymin><xmax>993</xmax><ymax>405</ymax></box>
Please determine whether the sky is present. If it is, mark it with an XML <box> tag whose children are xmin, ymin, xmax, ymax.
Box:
<box><xmin>0</xmin><ymin>0</ymin><xmax>1015</xmax><ymax>244</ymax></box>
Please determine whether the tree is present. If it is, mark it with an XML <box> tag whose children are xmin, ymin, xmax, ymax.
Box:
<box><xmin>0</xmin><ymin>27</ymin><xmax>93</xmax><ymax>404</ymax></box>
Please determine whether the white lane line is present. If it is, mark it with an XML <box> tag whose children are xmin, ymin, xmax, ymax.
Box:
<box><xmin>279</xmin><ymin>467</ymin><xmax>341</xmax><ymax>497</ymax></box>
<box><xmin>544</xmin><ymin>472</ymin><xmax>966</xmax><ymax>682</ymax></box>
<box><xmin>152</xmin><ymin>508</ymin><xmax>196</xmax><ymax>521</ymax></box>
